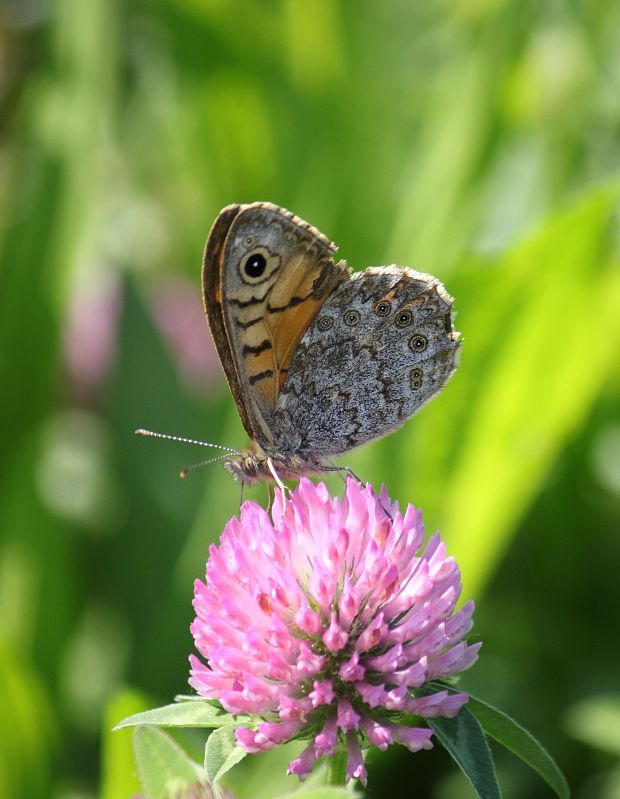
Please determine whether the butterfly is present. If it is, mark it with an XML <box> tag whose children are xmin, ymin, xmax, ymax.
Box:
<box><xmin>196</xmin><ymin>201</ymin><xmax>460</xmax><ymax>485</ymax></box>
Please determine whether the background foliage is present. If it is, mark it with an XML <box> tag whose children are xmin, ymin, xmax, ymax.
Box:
<box><xmin>1</xmin><ymin>0</ymin><xmax>619</xmax><ymax>797</ymax></box>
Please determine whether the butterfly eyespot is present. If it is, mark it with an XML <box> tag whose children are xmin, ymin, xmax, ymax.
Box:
<box><xmin>374</xmin><ymin>301</ymin><xmax>391</xmax><ymax>317</ymax></box>
<box><xmin>239</xmin><ymin>246</ymin><xmax>280</xmax><ymax>284</ymax></box>
<box><xmin>243</xmin><ymin>235</ymin><xmax>255</xmax><ymax>248</ymax></box>
<box><xmin>410</xmin><ymin>368</ymin><xmax>423</xmax><ymax>389</ymax></box>
<box><xmin>395</xmin><ymin>308</ymin><xmax>414</xmax><ymax>328</ymax></box>
<box><xmin>409</xmin><ymin>334</ymin><xmax>428</xmax><ymax>353</ymax></box>
<box><xmin>317</xmin><ymin>316</ymin><xmax>334</xmax><ymax>331</ymax></box>
<box><xmin>244</xmin><ymin>253</ymin><xmax>267</xmax><ymax>277</ymax></box>
<box><xmin>343</xmin><ymin>309</ymin><xmax>361</xmax><ymax>326</ymax></box>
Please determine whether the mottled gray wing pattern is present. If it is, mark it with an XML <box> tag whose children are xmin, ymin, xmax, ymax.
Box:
<box><xmin>273</xmin><ymin>266</ymin><xmax>459</xmax><ymax>458</ymax></box>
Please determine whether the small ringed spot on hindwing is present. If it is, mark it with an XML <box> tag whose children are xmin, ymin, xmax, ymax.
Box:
<box><xmin>374</xmin><ymin>300</ymin><xmax>391</xmax><ymax>317</ymax></box>
<box><xmin>395</xmin><ymin>308</ymin><xmax>414</xmax><ymax>328</ymax></box>
<box><xmin>317</xmin><ymin>316</ymin><xmax>334</xmax><ymax>331</ymax></box>
<box><xmin>410</xmin><ymin>368</ymin><xmax>423</xmax><ymax>390</ymax></box>
<box><xmin>409</xmin><ymin>333</ymin><xmax>428</xmax><ymax>353</ymax></box>
<box><xmin>242</xmin><ymin>340</ymin><xmax>273</xmax><ymax>356</ymax></box>
<box><xmin>343</xmin><ymin>309</ymin><xmax>361</xmax><ymax>326</ymax></box>
<box><xmin>248</xmin><ymin>369</ymin><xmax>274</xmax><ymax>385</ymax></box>
<box><xmin>243</xmin><ymin>234</ymin><xmax>255</xmax><ymax>249</ymax></box>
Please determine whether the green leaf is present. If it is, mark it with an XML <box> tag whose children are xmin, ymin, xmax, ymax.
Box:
<box><xmin>468</xmin><ymin>695</ymin><xmax>569</xmax><ymax>799</ymax></box>
<box><xmin>367</xmin><ymin>181</ymin><xmax>620</xmax><ymax>598</ymax></box>
<box><xmin>101</xmin><ymin>689</ymin><xmax>148</xmax><ymax>799</ymax></box>
<box><xmin>204</xmin><ymin>724</ymin><xmax>247</xmax><ymax>784</ymax></box>
<box><xmin>115</xmin><ymin>700</ymin><xmax>241</xmax><ymax>730</ymax></box>
<box><xmin>0</xmin><ymin>639</ymin><xmax>57</xmax><ymax>799</ymax></box>
<box><xmin>429</xmin><ymin>707</ymin><xmax>501</xmax><ymax>799</ymax></box>
<box><xmin>132</xmin><ymin>726</ymin><xmax>202</xmax><ymax>799</ymax></box>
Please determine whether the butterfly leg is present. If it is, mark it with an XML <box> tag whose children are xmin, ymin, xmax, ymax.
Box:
<box><xmin>266</xmin><ymin>457</ymin><xmax>286</xmax><ymax>494</ymax></box>
<box><xmin>319</xmin><ymin>464</ymin><xmax>363</xmax><ymax>484</ymax></box>
<box><xmin>339</xmin><ymin>465</ymin><xmax>363</xmax><ymax>483</ymax></box>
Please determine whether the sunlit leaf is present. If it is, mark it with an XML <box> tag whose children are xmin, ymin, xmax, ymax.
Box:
<box><xmin>115</xmin><ymin>700</ymin><xmax>239</xmax><ymax>730</ymax></box>
<box><xmin>101</xmin><ymin>689</ymin><xmax>149</xmax><ymax>799</ymax></box>
<box><xmin>204</xmin><ymin>724</ymin><xmax>247</xmax><ymax>783</ymax></box>
<box><xmin>133</xmin><ymin>726</ymin><xmax>201</xmax><ymax>799</ymax></box>
<box><xmin>382</xmin><ymin>181</ymin><xmax>620</xmax><ymax>595</ymax></box>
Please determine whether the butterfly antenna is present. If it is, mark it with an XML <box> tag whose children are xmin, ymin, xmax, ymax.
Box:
<box><xmin>179</xmin><ymin>453</ymin><xmax>231</xmax><ymax>479</ymax></box>
<box><xmin>135</xmin><ymin>429</ymin><xmax>240</xmax><ymax>455</ymax></box>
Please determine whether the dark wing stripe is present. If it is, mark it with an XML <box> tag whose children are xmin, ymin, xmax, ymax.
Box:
<box><xmin>248</xmin><ymin>369</ymin><xmax>274</xmax><ymax>385</ymax></box>
<box><xmin>267</xmin><ymin>295</ymin><xmax>306</xmax><ymax>313</ymax></box>
<box><xmin>235</xmin><ymin>315</ymin><xmax>262</xmax><ymax>329</ymax></box>
<box><xmin>242</xmin><ymin>340</ymin><xmax>272</xmax><ymax>356</ymax></box>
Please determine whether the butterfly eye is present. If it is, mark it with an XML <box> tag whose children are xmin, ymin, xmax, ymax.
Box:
<box><xmin>409</xmin><ymin>334</ymin><xmax>428</xmax><ymax>353</ymax></box>
<box><xmin>395</xmin><ymin>308</ymin><xmax>413</xmax><ymax>328</ymax></box>
<box><xmin>317</xmin><ymin>316</ymin><xmax>334</xmax><ymax>331</ymax></box>
<box><xmin>343</xmin><ymin>309</ymin><xmax>361</xmax><ymax>326</ymax></box>
<box><xmin>374</xmin><ymin>301</ymin><xmax>391</xmax><ymax>317</ymax></box>
<box><xmin>410</xmin><ymin>368</ymin><xmax>423</xmax><ymax>389</ymax></box>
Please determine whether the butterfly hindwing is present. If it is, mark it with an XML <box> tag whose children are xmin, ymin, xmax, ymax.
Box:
<box><xmin>274</xmin><ymin>267</ymin><xmax>459</xmax><ymax>457</ymax></box>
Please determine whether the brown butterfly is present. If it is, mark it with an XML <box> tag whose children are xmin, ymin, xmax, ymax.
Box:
<box><xmin>139</xmin><ymin>203</ymin><xmax>459</xmax><ymax>484</ymax></box>
<box><xmin>198</xmin><ymin>201</ymin><xmax>460</xmax><ymax>484</ymax></box>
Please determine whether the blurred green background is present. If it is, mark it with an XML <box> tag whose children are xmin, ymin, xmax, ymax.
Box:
<box><xmin>1</xmin><ymin>0</ymin><xmax>620</xmax><ymax>797</ymax></box>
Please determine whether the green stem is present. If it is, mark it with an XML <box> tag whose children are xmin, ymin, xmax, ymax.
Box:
<box><xmin>327</xmin><ymin>751</ymin><xmax>347</xmax><ymax>784</ymax></box>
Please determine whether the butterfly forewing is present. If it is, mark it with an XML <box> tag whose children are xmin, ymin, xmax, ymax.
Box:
<box><xmin>203</xmin><ymin>202</ymin><xmax>348</xmax><ymax>449</ymax></box>
<box><xmin>202</xmin><ymin>204</ymin><xmax>258</xmax><ymax>438</ymax></box>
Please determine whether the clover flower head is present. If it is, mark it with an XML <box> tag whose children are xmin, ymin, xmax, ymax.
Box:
<box><xmin>190</xmin><ymin>478</ymin><xmax>480</xmax><ymax>785</ymax></box>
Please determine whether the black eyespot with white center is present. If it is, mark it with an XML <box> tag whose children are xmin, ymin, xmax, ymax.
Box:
<box><xmin>317</xmin><ymin>316</ymin><xmax>334</xmax><ymax>331</ymax></box>
<box><xmin>409</xmin><ymin>333</ymin><xmax>428</xmax><ymax>353</ymax></box>
<box><xmin>374</xmin><ymin>300</ymin><xmax>391</xmax><ymax>317</ymax></box>
<box><xmin>244</xmin><ymin>253</ymin><xmax>266</xmax><ymax>278</ymax></box>
<box><xmin>395</xmin><ymin>308</ymin><xmax>414</xmax><ymax>328</ymax></box>
<box><xmin>343</xmin><ymin>309</ymin><xmax>361</xmax><ymax>326</ymax></box>
<box><xmin>238</xmin><ymin>247</ymin><xmax>279</xmax><ymax>284</ymax></box>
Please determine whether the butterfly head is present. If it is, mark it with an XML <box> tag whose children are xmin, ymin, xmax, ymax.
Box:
<box><xmin>225</xmin><ymin>446</ymin><xmax>266</xmax><ymax>485</ymax></box>
<box><xmin>224</xmin><ymin>440</ymin><xmax>285</xmax><ymax>485</ymax></box>
<box><xmin>225</xmin><ymin>440</ymin><xmax>327</xmax><ymax>486</ymax></box>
